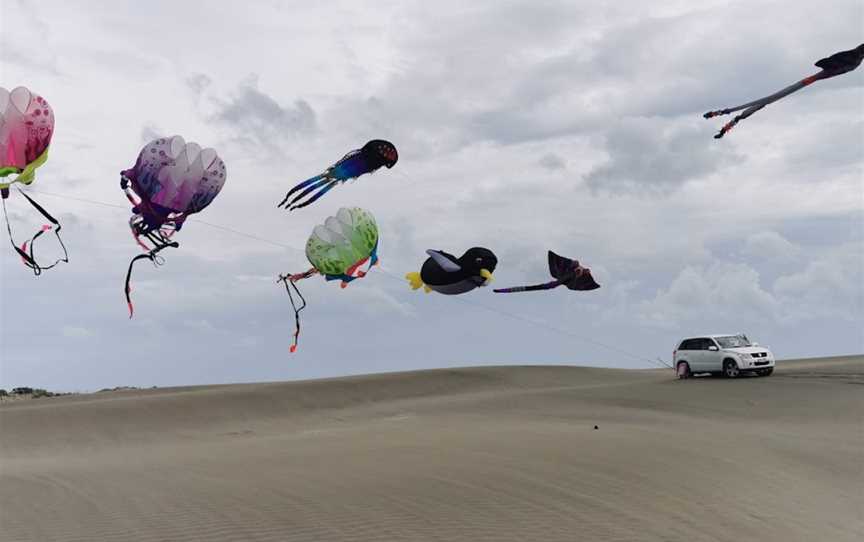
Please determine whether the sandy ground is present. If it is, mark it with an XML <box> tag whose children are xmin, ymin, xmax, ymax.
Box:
<box><xmin>1</xmin><ymin>356</ymin><xmax>861</xmax><ymax>542</ymax></box>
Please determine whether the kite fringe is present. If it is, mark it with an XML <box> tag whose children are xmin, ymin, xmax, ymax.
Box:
<box><xmin>277</xmin><ymin>270</ymin><xmax>316</xmax><ymax>353</ymax></box>
<box><xmin>123</xmin><ymin>232</ymin><xmax>178</xmax><ymax>318</ymax></box>
<box><xmin>1</xmin><ymin>187</ymin><xmax>69</xmax><ymax>276</ymax></box>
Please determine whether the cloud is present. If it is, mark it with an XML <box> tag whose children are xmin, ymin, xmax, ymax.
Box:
<box><xmin>773</xmin><ymin>243</ymin><xmax>863</xmax><ymax>323</ymax></box>
<box><xmin>186</xmin><ymin>73</ymin><xmax>212</xmax><ymax>96</ymax></box>
<box><xmin>207</xmin><ymin>75</ymin><xmax>316</xmax><ymax>153</ymax></box>
<box><xmin>604</xmin><ymin>239</ymin><xmax>863</xmax><ymax>332</ymax></box>
<box><xmin>632</xmin><ymin>263</ymin><xmax>779</xmax><ymax>329</ymax></box>
<box><xmin>538</xmin><ymin>153</ymin><xmax>566</xmax><ymax>171</ymax></box>
<box><xmin>741</xmin><ymin>231</ymin><xmax>801</xmax><ymax>262</ymax></box>
<box><xmin>345</xmin><ymin>284</ymin><xmax>418</xmax><ymax>319</ymax></box>
<box><xmin>182</xmin><ymin>319</ymin><xmax>217</xmax><ymax>332</ymax></box>
<box><xmin>0</xmin><ymin>1</ymin><xmax>60</xmax><ymax>75</ymax></box>
<box><xmin>62</xmin><ymin>326</ymin><xmax>95</xmax><ymax>339</ymax></box>
<box><xmin>140</xmin><ymin>123</ymin><xmax>162</xmax><ymax>143</ymax></box>
<box><xmin>584</xmin><ymin>117</ymin><xmax>740</xmax><ymax>195</ymax></box>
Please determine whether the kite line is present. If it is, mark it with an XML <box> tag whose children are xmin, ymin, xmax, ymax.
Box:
<box><xmin>20</xmin><ymin>187</ymin><xmax>670</xmax><ymax>369</ymax></box>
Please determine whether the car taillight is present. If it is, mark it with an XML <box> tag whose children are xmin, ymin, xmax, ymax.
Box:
<box><xmin>673</xmin><ymin>349</ymin><xmax>677</xmax><ymax>358</ymax></box>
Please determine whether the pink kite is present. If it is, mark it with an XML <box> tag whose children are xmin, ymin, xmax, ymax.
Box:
<box><xmin>0</xmin><ymin>86</ymin><xmax>67</xmax><ymax>275</ymax></box>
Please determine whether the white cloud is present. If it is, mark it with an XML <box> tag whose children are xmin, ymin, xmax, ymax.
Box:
<box><xmin>584</xmin><ymin>117</ymin><xmax>740</xmax><ymax>195</ymax></box>
<box><xmin>632</xmin><ymin>263</ymin><xmax>779</xmax><ymax>329</ymax></box>
<box><xmin>774</xmin><ymin>243</ymin><xmax>864</xmax><ymax>323</ymax></box>
<box><xmin>741</xmin><ymin>231</ymin><xmax>801</xmax><ymax>262</ymax></box>
<box><xmin>206</xmin><ymin>74</ymin><xmax>317</xmax><ymax>154</ymax></box>
<box><xmin>61</xmin><ymin>326</ymin><xmax>95</xmax><ymax>339</ymax></box>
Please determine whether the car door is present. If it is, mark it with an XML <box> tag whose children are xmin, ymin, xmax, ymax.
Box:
<box><xmin>702</xmin><ymin>338</ymin><xmax>721</xmax><ymax>372</ymax></box>
<box><xmin>686</xmin><ymin>338</ymin><xmax>705</xmax><ymax>372</ymax></box>
<box><xmin>677</xmin><ymin>339</ymin><xmax>697</xmax><ymax>370</ymax></box>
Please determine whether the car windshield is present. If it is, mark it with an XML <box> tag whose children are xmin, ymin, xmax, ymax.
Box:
<box><xmin>716</xmin><ymin>335</ymin><xmax>752</xmax><ymax>348</ymax></box>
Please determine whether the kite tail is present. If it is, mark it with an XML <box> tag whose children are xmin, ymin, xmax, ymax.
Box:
<box><xmin>124</xmin><ymin>238</ymin><xmax>178</xmax><ymax>318</ymax></box>
<box><xmin>493</xmin><ymin>280</ymin><xmax>561</xmax><ymax>293</ymax></box>
<box><xmin>703</xmin><ymin>108</ymin><xmax>733</xmax><ymax>119</ymax></box>
<box><xmin>713</xmin><ymin>102</ymin><xmax>769</xmax><ymax>138</ymax></box>
<box><xmin>278</xmin><ymin>173</ymin><xmax>326</xmax><ymax>209</ymax></box>
<box><xmin>278</xmin><ymin>269</ymin><xmax>317</xmax><ymax>353</ymax></box>
<box><xmin>703</xmin><ymin>75</ymin><xmax>820</xmax><ymax>118</ymax></box>
<box><xmin>1</xmin><ymin>187</ymin><xmax>69</xmax><ymax>276</ymax></box>
<box><xmin>705</xmin><ymin>72</ymin><xmax>825</xmax><ymax>137</ymax></box>
<box><xmin>713</xmin><ymin>110</ymin><xmax>749</xmax><ymax>139</ymax></box>
<box><xmin>287</xmin><ymin>180</ymin><xmax>340</xmax><ymax>211</ymax></box>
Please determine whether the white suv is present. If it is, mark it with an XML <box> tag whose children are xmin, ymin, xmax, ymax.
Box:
<box><xmin>673</xmin><ymin>334</ymin><xmax>775</xmax><ymax>379</ymax></box>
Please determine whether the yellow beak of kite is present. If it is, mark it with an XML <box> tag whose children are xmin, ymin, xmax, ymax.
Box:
<box><xmin>479</xmin><ymin>268</ymin><xmax>493</xmax><ymax>284</ymax></box>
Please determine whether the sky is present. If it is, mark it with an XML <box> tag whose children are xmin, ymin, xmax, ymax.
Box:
<box><xmin>1</xmin><ymin>0</ymin><xmax>862</xmax><ymax>391</ymax></box>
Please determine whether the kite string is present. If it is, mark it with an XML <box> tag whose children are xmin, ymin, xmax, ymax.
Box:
<box><xmin>378</xmin><ymin>264</ymin><xmax>668</xmax><ymax>368</ymax></box>
<box><xmin>22</xmin><ymin>188</ymin><xmax>669</xmax><ymax>369</ymax></box>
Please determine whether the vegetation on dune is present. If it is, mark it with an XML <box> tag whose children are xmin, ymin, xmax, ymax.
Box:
<box><xmin>0</xmin><ymin>387</ymin><xmax>73</xmax><ymax>400</ymax></box>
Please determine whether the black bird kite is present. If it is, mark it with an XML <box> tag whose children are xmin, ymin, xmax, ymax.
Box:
<box><xmin>493</xmin><ymin>251</ymin><xmax>599</xmax><ymax>294</ymax></box>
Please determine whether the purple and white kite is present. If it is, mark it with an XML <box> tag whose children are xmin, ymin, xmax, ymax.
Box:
<box><xmin>121</xmin><ymin>135</ymin><xmax>227</xmax><ymax>317</ymax></box>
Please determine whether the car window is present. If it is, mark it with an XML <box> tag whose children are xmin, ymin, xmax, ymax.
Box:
<box><xmin>716</xmin><ymin>335</ymin><xmax>752</xmax><ymax>348</ymax></box>
<box><xmin>679</xmin><ymin>339</ymin><xmax>697</xmax><ymax>350</ymax></box>
<box><xmin>699</xmin><ymin>338</ymin><xmax>716</xmax><ymax>350</ymax></box>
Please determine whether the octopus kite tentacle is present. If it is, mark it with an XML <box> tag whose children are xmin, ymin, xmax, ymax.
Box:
<box><xmin>288</xmin><ymin>180</ymin><xmax>339</xmax><ymax>211</ymax></box>
<box><xmin>277</xmin><ymin>173</ymin><xmax>325</xmax><ymax>209</ymax></box>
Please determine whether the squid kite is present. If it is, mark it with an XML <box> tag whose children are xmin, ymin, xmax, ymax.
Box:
<box><xmin>0</xmin><ymin>86</ymin><xmax>67</xmax><ymax>274</ymax></box>
<box><xmin>493</xmin><ymin>251</ymin><xmax>599</xmax><ymax>293</ymax></box>
<box><xmin>278</xmin><ymin>140</ymin><xmax>398</xmax><ymax>211</ymax></box>
<box><xmin>121</xmin><ymin>135</ymin><xmax>227</xmax><ymax>317</ymax></box>
<box><xmin>704</xmin><ymin>44</ymin><xmax>864</xmax><ymax>138</ymax></box>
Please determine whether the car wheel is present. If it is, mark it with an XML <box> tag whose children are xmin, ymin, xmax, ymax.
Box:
<box><xmin>757</xmin><ymin>368</ymin><xmax>774</xmax><ymax>377</ymax></box>
<box><xmin>677</xmin><ymin>362</ymin><xmax>691</xmax><ymax>379</ymax></box>
<box><xmin>723</xmin><ymin>359</ymin><xmax>740</xmax><ymax>379</ymax></box>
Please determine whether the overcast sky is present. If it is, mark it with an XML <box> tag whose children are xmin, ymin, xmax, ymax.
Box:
<box><xmin>1</xmin><ymin>0</ymin><xmax>862</xmax><ymax>391</ymax></box>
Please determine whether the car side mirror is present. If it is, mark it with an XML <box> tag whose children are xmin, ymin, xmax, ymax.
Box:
<box><xmin>708</xmin><ymin>345</ymin><xmax>718</xmax><ymax>351</ymax></box>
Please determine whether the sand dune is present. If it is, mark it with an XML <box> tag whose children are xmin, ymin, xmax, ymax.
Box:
<box><xmin>1</xmin><ymin>356</ymin><xmax>861</xmax><ymax>541</ymax></box>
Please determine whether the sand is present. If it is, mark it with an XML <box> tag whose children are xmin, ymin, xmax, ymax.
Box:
<box><xmin>1</xmin><ymin>356</ymin><xmax>861</xmax><ymax>541</ymax></box>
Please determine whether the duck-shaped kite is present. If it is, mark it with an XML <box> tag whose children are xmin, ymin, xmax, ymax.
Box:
<box><xmin>406</xmin><ymin>247</ymin><xmax>497</xmax><ymax>295</ymax></box>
